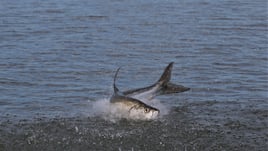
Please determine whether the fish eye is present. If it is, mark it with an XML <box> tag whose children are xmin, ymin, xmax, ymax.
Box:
<box><xmin>144</xmin><ymin>108</ymin><xmax>150</xmax><ymax>113</ymax></box>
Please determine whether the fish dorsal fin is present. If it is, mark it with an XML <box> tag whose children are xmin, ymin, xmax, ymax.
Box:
<box><xmin>113</xmin><ymin>67</ymin><xmax>121</xmax><ymax>94</ymax></box>
<box><xmin>157</xmin><ymin>62</ymin><xmax>173</xmax><ymax>85</ymax></box>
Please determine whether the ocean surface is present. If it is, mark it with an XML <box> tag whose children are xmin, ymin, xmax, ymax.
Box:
<box><xmin>0</xmin><ymin>0</ymin><xmax>267</xmax><ymax>150</ymax></box>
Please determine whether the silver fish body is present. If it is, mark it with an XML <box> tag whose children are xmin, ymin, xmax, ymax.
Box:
<box><xmin>109</xmin><ymin>62</ymin><xmax>190</xmax><ymax>120</ymax></box>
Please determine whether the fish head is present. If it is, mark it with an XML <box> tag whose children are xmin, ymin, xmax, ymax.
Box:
<box><xmin>110</xmin><ymin>94</ymin><xmax>160</xmax><ymax>120</ymax></box>
<box><xmin>129</xmin><ymin>105</ymin><xmax>160</xmax><ymax>120</ymax></box>
<box><xmin>144</xmin><ymin>107</ymin><xmax>160</xmax><ymax>119</ymax></box>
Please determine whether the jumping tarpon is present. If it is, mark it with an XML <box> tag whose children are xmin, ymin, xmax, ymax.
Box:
<box><xmin>122</xmin><ymin>62</ymin><xmax>190</xmax><ymax>100</ymax></box>
<box><xmin>110</xmin><ymin>68</ymin><xmax>160</xmax><ymax>120</ymax></box>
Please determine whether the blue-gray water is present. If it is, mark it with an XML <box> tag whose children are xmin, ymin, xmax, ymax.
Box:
<box><xmin>0</xmin><ymin>0</ymin><xmax>267</xmax><ymax>150</ymax></box>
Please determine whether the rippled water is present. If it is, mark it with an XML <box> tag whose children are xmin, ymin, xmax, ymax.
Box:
<box><xmin>0</xmin><ymin>0</ymin><xmax>267</xmax><ymax>150</ymax></box>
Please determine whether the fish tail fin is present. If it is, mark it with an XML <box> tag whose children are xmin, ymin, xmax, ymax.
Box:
<box><xmin>156</xmin><ymin>62</ymin><xmax>190</xmax><ymax>95</ymax></box>
<box><xmin>157</xmin><ymin>62</ymin><xmax>173</xmax><ymax>85</ymax></box>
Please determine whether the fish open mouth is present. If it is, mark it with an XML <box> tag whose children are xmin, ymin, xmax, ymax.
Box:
<box><xmin>150</xmin><ymin>109</ymin><xmax>160</xmax><ymax>119</ymax></box>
